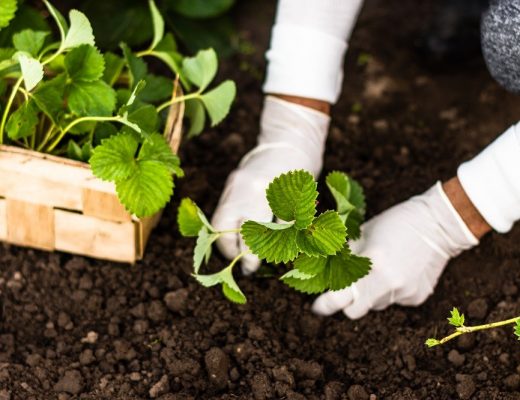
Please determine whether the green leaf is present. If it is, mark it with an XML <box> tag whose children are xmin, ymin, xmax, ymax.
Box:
<box><xmin>447</xmin><ymin>307</ymin><xmax>465</xmax><ymax>327</ymax></box>
<box><xmin>138</xmin><ymin>132</ymin><xmax>183</xmax><ymax>176</ymax></box>
<box><xmin>12</xmin><ymin>30</ymin><xmax>48</xmax><ymax>57</ymax></box>
<box><xmin>170</xmin><ymin>0</ymin><xmax>235</xmax><ymax>19</ymax></box>
<box><xmin>67</xmin><ymin>139</ymin><xmax>83</xmax><ymax>161</ymax></box>
<box><xmin>193</xmin><ymin>227</ymin><xmax>219</xmax><ymax>273</ymax></box>
<box><xmin>326</xmin><ymin>171</ymin><xmax>366</xmax><ymax>239</ymax></box>
<box><xmin>81</xmin><ymin>142</ymin><xmax>93</xmax><ymax>162</ymax></box>
<box><xmin>195</xmin><ymin>267</ymin><xmax>246</xmax><ymax>304</ymax></box>
<box><xmin>425</xmin><ymin>338</ymin><xmax>440</xmax><ymax>348</ymax></box>
<box><xmin>65</xmin><ymin>44</ymin><xmax>105</xmax><ymax>82</ymax></box>
<box><xmin>289</xmin><ymin>246</ymin><xmax>371</xmax><ymax>293</ymax></box>
<box><xmin>0</xmin><ymin>0</ymin><xmax>17</xmax><ymax>29</ymax></box>
<box><xmin>121</xmin><ymin>43</ymin><xmax>147</xmax><ymax>88</ymax></box>
<box><xmin>63</xmin><ymin>9</ymin><xmax>95</xmax><ymax>49</ymax></box>
<box><xmin>177</xmin><ymin>198</ymin><xmax>209</xmax><ymax>237</ymax></box>
<box><xmin>68</xmin><ymin>80</ymin><xmax>117</xmax><ymax>117</ymax></box>
<box><xmin>116</xmin><ymin>160</ymin><xmax>173</xmax><ymax>217</ymax></box>
<box><xmin>182</xmin><ymin>48</ymin><xmax>217</xmax><ymax>91</ymax></box>
<box><xmin>241</xmin><ymin>221</ymin><xmax>299</xmax><ymax>264</ymax></box>
<box><xmin>0</xmin><ymin>48</ymin><xmax>14</xmax><ymax>61</ymax></box>
<box><xmin>139</xmin><ymin>74</ymin><xmax>173</xmax><ymax>103</ymax></box>
<box><xmin>43</xmin><ymin>1</ymin><xmax>68</xmax><ymax>43</ymax></box>
<box><xmin>102</xmin><ymin>52</ymin><xmax>125</xmax><ymax>85</ymax></box>
<box><xmin>93</xmin><ymin>122</ymin><xmax>118</xmax><ymax>146</ymax></box>
<box><xmin>33</xmin><ymin>73</ymin><xmax>66</xmax><ymax>123</ymax></box>
<box><xmin>126</xmin><ymin>104</ymin><xmax>158</xmax><ymax>136</ymax></box>
<box><xmin>200</xmin><ymin>80</ymin><xmax>235</xmax><ymax>126</ymax></box>
<box><xmin>148</xmin><ymin>0</ymin><xmax>164</xmax><ymax>50</ymax></box>
<box><xmin>281</xmin><ymin>269</ymin><xmax>327</xmax><ymax>294</ymax></box>
<box><xmin>515</xmin><ymin>320</ymin><xmax>520</xmax><ymax>341</ymax></box>
<box><xmin>266</xmin><ymin>170</ymin><xmax>317</xmax><ymax>229</ymax></box>
<box><xmin>89</xmin><ymin>133</ymin><xmax>138</xmax><ymax>181</ymax></box>
<box><xmin>6</xmin><ymin>100</ymin><xmax>38</xmax><ymax>140</ymax></box>
<box><xmin>149</xmin><ymin>33</ymin><xmax>184</xmax><ymax>78</ymax></box>
<box><xmin>17</xmin><ymin>53</ymin><xmax>43</xmax><ymax>91</ymax></box>
<box><xmin>296</xmin><ymin>211</ymin><xmax>347</xmax><ymax>257</ymax></box>
<box><xmin>185</xmin><ymin>99</ymin><xmax>206</xmax><ymax>137</ymax></box>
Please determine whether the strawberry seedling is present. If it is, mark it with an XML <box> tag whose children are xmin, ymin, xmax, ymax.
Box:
<box><xmin>426</xmin><ymin>307</ymin><xmax>520</xmax><ymax>347</ymax></box>
<box><xmin>0</xmin><ymin>0</ymin><xmax>236</xmax><ymax>217</ymax></box>
<box><xmin>177</xmin><ymin>170</ymin><xmax>372</xmax><ymax>303</ymax></box>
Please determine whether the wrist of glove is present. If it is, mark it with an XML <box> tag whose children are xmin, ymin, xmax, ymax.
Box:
<box><xmin>211</xmin><ymin>96</ymin><xmax>330</xmax><ymax>274</ymax></box>
<box><xmin>312</xmin><ymin>182</ymin><xmax>479</xmax><ymax>319</ymax></box>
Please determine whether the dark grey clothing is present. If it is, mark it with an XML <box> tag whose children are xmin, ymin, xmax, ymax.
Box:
<box><xmin>481</xmin><ymin>0</ymin><xmax>520</xmax><ymax>93</ymax></box>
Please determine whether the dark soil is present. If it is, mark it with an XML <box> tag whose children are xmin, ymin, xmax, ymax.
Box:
<box><xmin>2</xmin><ymin>1</ymin><xmax>520</xmax><ymax>399</ymax></box>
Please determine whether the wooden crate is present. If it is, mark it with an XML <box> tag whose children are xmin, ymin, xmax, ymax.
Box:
<box><xmin>0</xmin><ymin>95</ymin><xmax>184</xmax><ymax>263</ymax></box>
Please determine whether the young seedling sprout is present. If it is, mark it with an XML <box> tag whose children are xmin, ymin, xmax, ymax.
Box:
<box><xmin>426</xmin><ymin>307</ymin><xmax>520</xmax><ymax>347</ymax></box>
<box><xmin>177</xmin><ymin>170</ymin><xmax>372</xmax><ymax>303</ymax></box>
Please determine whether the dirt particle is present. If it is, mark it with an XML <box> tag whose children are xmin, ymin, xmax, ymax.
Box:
<box><xmin>272</xmin><ymin>366</ymin><xmax>294</xmax><ymax>387</ymax></box>
<box><xmin>164</xmin><ymin>289</ymin><xmax>189</xmax><ymax>313</ymax></box>
<box><xmin>25</xmin><ymin>353</ymin><xmax>42</xmax><ymax>367</ymax></box>
<box><xmin>324</xmin><ymin>381</ymin><xmax>344</xmax><ymax>400</ymax></box>
<box><xmin>467</xmin><ymin>298</ymin><xmax>488</xmax><ymax>320</ymax></box>
<box><xmin>502</xmin><ymin>282</ymin><xmax>518</xmax><ymax>296</ymax></box>
<box><xmin>292</xmin><ymin>359</ymin><xmax>322</xmax><ymax>380</ymax></box>
<box><xmin>147</xmin><ymin>300</ymin><xmax>168</xmax><ymax>322</ymax></box>
<box><xmin>455</xmin><ymin>375</ymin><xmax>475</xmax><ymax>399</ymax></box>
<box><xmin>447</xmin><ymin>350</ymin><xmax>465</xmax><ymax>367</ymax></box>
<box><xmin>79</xmin><ymin>349</ymin><xmax>95</xmax><ymax>365</ymax></box>
<box><xmin>149</xmin><ymin>374</ymin><xmax>169</xmax><ymax>398</ymax></box>
<box><xmin>0</xmin><ymin>390</ymin><xmax>9</xmax><ymax>400</ymax></box>
<box><xmin>129</xmin><ymin>372</ymin><xmax>141</xmax><ymax>381</ymax></box>
<box><xmin>457</xmin><ymin>334</ymin><xmax>476</xmax><ymax>351</ymax></box>
<box><xmin>251</xmin><ymin>372</ymin><xmax>273</xmax><ymax>400</ymax></box>
<box><xmin>347</xmin><ymin>384</ymin><xmax>369</xmax><ymax>400</ymax></box>
<box><xmin>54</xmin><ymin>370</ymin><xmax>84</xmax><ymax>395</ymax></box>
<box><xmin>204</xmin><ymin>347</ymin><xmax>229</xmax><ymax>389</ymax></box>
<box><xmin>80</xmin><ymin>331</ymin><xmax>98</xmax><ymax>344</ymax></box>
<box><xmin>504</xmin><ymin>374</ymin><xmax>520</xmax><ymax>390</ymax></box>
<box><xmin>248</xmin><ymin>324</ymin><xmax>266</xmax><ymax>340</ymax></box>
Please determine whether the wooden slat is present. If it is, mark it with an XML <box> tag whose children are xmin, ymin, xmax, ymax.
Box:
<box><xmin>6</xmin><ymin>199</ymin><xmax>55</xmax><ymax>250</ymax></box>
<box><xmin>136</xmin><ymin>212</ymin><xmax>163</xmax><ymax>260</ymax></box>
<box><xmin>54</xmin><ymin>210</ymin><xmax>136</xmax><ymax>263</ymax></box>
<box><xmin>0</xmin><ymin>199</ymin><xmax>6</xmax><ymax>240</ymax></box>
<box><xmin>82</xmin><ymin>188</ymin><xmax>132</xmax><ymax>222</ymax></box>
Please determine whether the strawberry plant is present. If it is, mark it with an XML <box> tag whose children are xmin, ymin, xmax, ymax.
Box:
<box><xmin>177</xmin><ymin>170</ymin><xmax>372</xmax><ymax>303</ymax></box>
<box><xmin>426</xmin><ymin>307</ymin><xmax>520</xmax><ymax>347</ymax></box>
<box><xmin>0</xmin><ymin>0</ymin><xmax>235</xmax><ymax>217</ymax></box>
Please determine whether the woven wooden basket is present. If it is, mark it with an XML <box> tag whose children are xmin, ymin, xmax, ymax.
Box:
<box><xmin>0</xmin><ymin>91</ymin><xmax>184</xmax><ymax>263</ymax></box>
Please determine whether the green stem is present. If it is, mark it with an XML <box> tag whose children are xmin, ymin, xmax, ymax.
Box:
<box><xmin>226</xmin><ymin>249</ymin><xmax>252</xmax><ymax>271</ymax></box>
<box><xmin>433</xmin><ymin>316</ymin><xmax>520</xmax><ymax>346</ymax></box>
<box><xmin>46</xmin><ymin>116</ymin><xmax>119</xmax><ymax>152</ymax></box>
<box><xmin>157</xmin><ymin>93</ymin><xmax>200</xmax><ymax>113</ymax></box>
<box><xmin>217</xmin><ymin>229</ymin><xmax>241</xmax><ymax>234</ymax></box>
<box><xmin>36</xmin><ymin>125</ymin><xmax>56</xmax><ymax>152</ymax></box>
<box><xmin>0</xmin><ymin>77</ymin><xmax>23</xmax><ymax>144</ymax></box>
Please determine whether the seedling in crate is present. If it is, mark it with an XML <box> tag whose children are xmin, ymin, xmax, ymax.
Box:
<box><xmin>426</xmin><ymin>307</ymin><xmax>520</xmax><ymax>347</ymax></box>
<box><xmin>177</xmin><ymin>170</ymin><xmax>372</xmax><ymax>303</ymax></box>
<box><xmin>0</xmin><ymin>0</ymin><xmax>235</xmax><ymax>217</ymax></box>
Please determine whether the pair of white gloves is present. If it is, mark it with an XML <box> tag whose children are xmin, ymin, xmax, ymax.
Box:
<box><xmin>211</xmin><ymin>95</ymin><xmax>520</xmax><ymax>319</ymax></box>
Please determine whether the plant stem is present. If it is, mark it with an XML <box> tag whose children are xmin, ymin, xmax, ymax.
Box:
<box><xmin>36</xmin><ymin>125</ymin><xmax>56</xmax><ymax>152</ymax></box>
<box><xmin>46</xmin><ymin>116</ymin><xmax>119</xmax><ymax>152</ymax></box>
<box><xmin>157</xmin><ymin>93</ymin><xmax>200</xmax><ymax>113</ymax></box>
<box><xmin>217</xmin><ymin>229</ymin><xmax>241</xmax><ymax>234</ymax></box>
<box><xmin>227</xmin><ymin>249</ymin><xmax>252</xmax><ymax>270</ymax></box>
<box><xmin>432</xmin><ymin>316</ymin><xmax>520</xmax><ymax>346</ymax></box>
<box><xmin>0</xmin><ymin>77</ymin><xmax>23</xmax><ymax>144</ymax></box>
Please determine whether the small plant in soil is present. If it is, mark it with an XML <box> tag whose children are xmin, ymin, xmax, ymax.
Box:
<box><xmin>178</xmin><ymin>169</ymin><xmax>372</xmax><ymax>303</ymax></box>
<box><xmin>426</xmin><ymin>307</ymin><xmax>520</xmax><ymax>347</ymax></box>
<box><xmin>0</xmin><ymin>0</ymin><xmax>235</xmax><ymax>217</ymax></box>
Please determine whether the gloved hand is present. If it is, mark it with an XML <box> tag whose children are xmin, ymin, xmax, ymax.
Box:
<box><xmin>211</xmin><ymin>95</ymin><xmax>330</xmax><ymax>274</ymax></box>
<box><xmin>312</xmin><ymin>182</ymin><xmax>479</xmax><ymax>319</ymax></box>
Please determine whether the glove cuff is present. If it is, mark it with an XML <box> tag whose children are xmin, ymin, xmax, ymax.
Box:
<box><xmin>263</xmin><ymin>0</ymin><xmax>364</xmax><ymax>103</ymax></box>
<box><xmin>458</xmin><ymin>122</ymin><xmax>520</xmax><ymax>233</ymax></box>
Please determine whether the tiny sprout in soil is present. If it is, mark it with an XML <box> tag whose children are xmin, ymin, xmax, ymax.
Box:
<box><xmin>177</xmin><ymin>170</ymin><xmax>372</xmax><ymax>303</ymax></box>
<box><xmin>426</xmin><ymin>307</ymin><xmax>520</xmax><ymax>347</ymax></box>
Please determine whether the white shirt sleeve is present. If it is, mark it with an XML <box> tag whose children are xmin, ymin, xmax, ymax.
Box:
<box><xmin>263</xmin><ymin>0</ymin><xmax>364</xmax><ymax>103</ymax></box>
<box><xmin>458</xmin><ymin>122</ymin><xmax>520</xmax><ymax>233</ymax></box>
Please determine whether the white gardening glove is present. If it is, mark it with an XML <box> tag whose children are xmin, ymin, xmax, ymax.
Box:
<box><xmin>212</xmin><ymin>96</ymin><xmax>329</xmax><ymax>274</ymax></box>
<box><xmin>312</xmin><ymin>182</ymin><xmax>479</xmax><ymax>319</ymax></box>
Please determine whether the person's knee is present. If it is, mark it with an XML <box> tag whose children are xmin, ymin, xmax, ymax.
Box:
<box><xmin>481</xmin><ymin>0</ymin><xmax>520</xmax><ymax>93</ymax></box>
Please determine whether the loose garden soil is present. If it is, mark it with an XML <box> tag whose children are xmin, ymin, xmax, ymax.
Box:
<box><xmin>2</xmin><ymin>0</ymin><xmax>520</xmax><ymax>399</ymax></box>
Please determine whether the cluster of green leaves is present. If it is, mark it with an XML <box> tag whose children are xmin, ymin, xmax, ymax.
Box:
<box><xmin>0</xmin><ymin>0</ymin><xmax>235</xmax><ymax>217</ymax></box>
<box><xmin>426</xmin><ymin>307</ymin><xmax>520</xmax><ymax>348</ymax></box>
<box><xmin>177</xmin><ymin>170</ymin><xmax>372</xmax><ymax>303</ymax></box>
